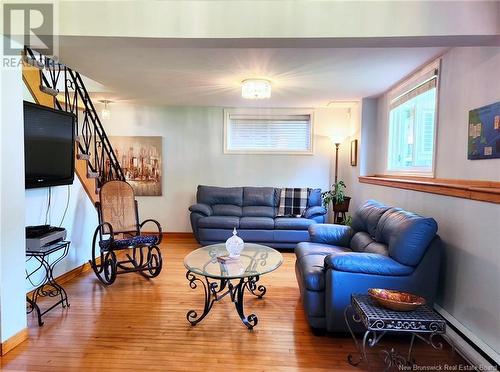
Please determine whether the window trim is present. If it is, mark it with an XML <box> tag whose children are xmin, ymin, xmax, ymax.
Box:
<box><xmin>384</xmin><ymin>59</ymin><xmax>441</xmax><ymax>178</ymax></box>
<box><xmin>223</xmin><ymin>108</ymin><xmax>315</xmax><ymax>155</ymax></box>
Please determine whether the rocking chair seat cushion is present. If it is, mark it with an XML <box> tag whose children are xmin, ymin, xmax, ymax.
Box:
<box><xmin>99</xmin><ymin>235</ymin><xmax>159</xmax><ymax>250</ymax></box>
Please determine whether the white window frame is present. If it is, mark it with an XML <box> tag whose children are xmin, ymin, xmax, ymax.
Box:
<box><xmin>223</xmin><ymin>108</ymin><xmax>315</xmax><ymax>155</ymax></box>
<box><xmin>385</xmin><ymin>59</ymin><xmax>441</xmax><ymax>177</ymax></box>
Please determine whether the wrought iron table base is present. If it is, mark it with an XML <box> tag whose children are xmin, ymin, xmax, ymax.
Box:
<box><xmin>26</xmin><ymin>244</ymin><xmax>70</xmax><ymax>326</ymax></box>
<box><xmin>344</xmin><ymin>305</ymin><xmax>449</xmax><ymax>371</ymax></box>
<box><xmin>186</xmin><ymin>271</ymin><xmax>266</xmax><ymax>330</ymax></box>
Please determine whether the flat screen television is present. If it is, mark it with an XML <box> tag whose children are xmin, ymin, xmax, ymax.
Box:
<box><xmin>24</xmin><ymin>101</ymin><xmax>76</xmax><ymax>189</ymax></box>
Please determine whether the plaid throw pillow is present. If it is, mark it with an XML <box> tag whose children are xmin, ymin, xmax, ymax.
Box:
<box><xmin>277</xmin><ymin>188</ymin><xmax>310</xmax><ymax>217</ymax></box>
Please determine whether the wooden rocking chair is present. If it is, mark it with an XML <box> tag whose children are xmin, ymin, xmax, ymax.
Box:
<box><xmin>90</xmin><ymin>180</ymin><xmax>163</xmax><ymax>285</ymax></box>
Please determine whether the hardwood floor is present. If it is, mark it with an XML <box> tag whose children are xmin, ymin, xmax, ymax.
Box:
<box><xmin>1</xmin><ymin>237</ymin><xmax>464</xmax><ymax>371</ymax></box>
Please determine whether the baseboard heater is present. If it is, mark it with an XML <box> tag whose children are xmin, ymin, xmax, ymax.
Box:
<box><xmin>434</xmin><ymin>305</ymin><xmax>499</xmax><ymax>369</ymax></box>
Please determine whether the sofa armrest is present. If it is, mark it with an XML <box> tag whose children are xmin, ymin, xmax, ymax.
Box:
<box><xmin>308</xmin><ymin>224</ymin><xmax>353</xmax><ymax>247</ymax></box>
<box><xmin>189</xmin><ymin>203</ymin><xmax>213</xmax><ymax>217</ymax></box>
<box><xmin>324</xmin><ymin>252</ymin><xmax>414</xmax><ymax>276</ymax></box>
<box><xmin>303</xmin><ymin>206</ymin><xmax>327</xmax><ymax>219</ymax></box>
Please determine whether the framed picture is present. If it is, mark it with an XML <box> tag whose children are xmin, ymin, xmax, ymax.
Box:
<box><xmin>109</xmin><ymin>136</ymin><xmax>163</xmax><ymax>196</ymax></box>
<box><xmin>350</xmin><ymin>139</ymin><xmax>358</xmax><ymax>166</ymax></box>
<box><xmin>468</xmin><ymin>101</ymin><xmax>500</xmax><ymax>160</ymax></box>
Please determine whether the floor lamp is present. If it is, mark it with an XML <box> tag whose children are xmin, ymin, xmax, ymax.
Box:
<box><xmin>334</xmin><ymin>142</ymin><xmax>340</xmax><ymax>184</ymax></box>
<box><xmin>330</xmin><ymin>135</ymin><xmax>344</xmax><ymax>184</ymax></box>
<box><xmin>330</xmin><ymin>136</ymin><xmax>345</xmax><ymax>224</ymax></box>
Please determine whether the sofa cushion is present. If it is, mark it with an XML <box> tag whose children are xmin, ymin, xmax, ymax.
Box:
<box><xmin>197</xmin><ymin>185</ymin><xmax>243</xmax><ymax>206</ymax></box>
<box><xmin>274</xmin><ymin>230</ymin><xmax>310</xmax><ymax>243</ymax></box>
<box><xmin>307</xmin><ymin>188</ymin><xmax>322</xmax><ymax>207</ymax></box>
<box><xmin>275</xmin><ymin>217</ymin><xmax>316</xmax><ymax>230</ymax></box>
<box><xmin>243</xmin><ymin>187</ymin><xmax>279</xmax><ymax>207</ymax></box>
<box><xmin>324</xmin><ymin>252</ymin><xmax>414</xmax><ymax>276</ymax></box>
<box><xmin>350</xmin><ymin>231</ymin><xmax>373</xmax><ymax>252</ymax></box>
<box><xmin>365</xmin><ymin>242</ymin><xmax>389</xmax><ymax>256</ymax></box>
<box><xmin>295</xmin><ymin>242</ymin><xmax>350</xmax><ymax>261</ymax></box>
<box><xmin>99</xmin><ymin>235</ymin><xmax>158</xmax><ymax>250</ymax></box>
<box><xmin>350</xmin><ymin>231</ymin><xmax>389</xmax><ymax>256</ymax></box>
<box><xmin>239</xmin><ymin>217</ymin><xmax>274</xmax><ymax>230</ymax></box>
<box><xmin>303</xmin><ymin>206</ymin><xmax>327</xmax><ymax>219</ymax></box>
<box><xmin>242</xmin><ymin>206</ymin><xmax>276</xmax><ymax>218</ymax></box>
<box><xmin>351</xmin><ymin>200</ymin><xmax>390</xmax><ymax>237</ymax></box>
<box><xmin>376</xmin><ymin>208</ymin><xmax>438</xmax><ymax>266</ymax></box>
<box><xmin>212</xmin><ymin>204</ymin><xmax>242</xmax><ymax>217</ymax></box>
<box><xmin>198</xmin><ymin>216</ymin><xmax>240</xmax><ymax>229</ymax></box>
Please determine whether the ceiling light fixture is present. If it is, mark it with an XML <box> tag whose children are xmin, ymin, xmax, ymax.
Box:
<box><xmin>99</xmin><ymin>100</ymin><xmax>112</xmax><ymax>119</ymax></box>
<box><xmin>241</xmin><ymin>79</ymin><xmax>271</xmax><ymax>99</ymax></box>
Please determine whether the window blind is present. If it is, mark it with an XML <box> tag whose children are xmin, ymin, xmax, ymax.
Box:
<box><xmin>226</xmin><ymin>115</ymin><xmax>312</xmax><ymax>153</ymax></box>
<box><xmin>390</xmin><ymin>71</ymin><xmax>438</xmax><ymax>110</ymax></box>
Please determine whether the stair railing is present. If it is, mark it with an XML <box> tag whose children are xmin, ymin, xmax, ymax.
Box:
<box><xmin>24</xmin><ymin>47</ymin><xmax>125</xmax><ymax>191</ymax></box>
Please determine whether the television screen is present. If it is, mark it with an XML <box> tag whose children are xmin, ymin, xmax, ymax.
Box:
<box><xmin>24</xmin><ymin>101</ymin><xmax>76</xmax><ymax>189</ymax></box>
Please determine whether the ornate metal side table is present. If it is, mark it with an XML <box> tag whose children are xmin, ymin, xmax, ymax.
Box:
<box><xmin>184</xmin><ymin>243</ymin><xmax>283</xmax><ymax>330</ymax></box>
<box><xmin>26</xmin><ymin>241</ymin><xmax>71</xmax><ymax>326</ymax></box>
<box><xmin>345</xmin><ymin>294</ymin><xmax>449</xmax><ymax>371</ymax></box>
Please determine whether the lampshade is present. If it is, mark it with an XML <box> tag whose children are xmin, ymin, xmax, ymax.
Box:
<box><xmin>330</xmin><ymin>134</ymin><xmax>346</xmax><ymax>145</ymax></box>
<box><xmin>100</xmin><ymin>100</ymin><xmax>111</xmax><ymax>119</ymax></box>
<box><xmin>241</xmin><ymin>79</ymin><xmax>271</xmax><ymax>99</ymax></box>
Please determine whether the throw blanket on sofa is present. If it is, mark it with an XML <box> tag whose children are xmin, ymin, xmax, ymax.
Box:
<box><xmin>277</xmin><ymin>188</ymin><xmax>310</xmax><ymax>216</ymax></box>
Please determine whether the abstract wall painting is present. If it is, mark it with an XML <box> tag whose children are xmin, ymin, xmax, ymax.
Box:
<box><xmin>468</xmin><ymin>101</ymin><xmax>500</xmax><ymax>160</ymax></box>
<box><xmin>109</xmin><ymin>136</ymin><xmax>162</xmax><ymax>196</ymax></box>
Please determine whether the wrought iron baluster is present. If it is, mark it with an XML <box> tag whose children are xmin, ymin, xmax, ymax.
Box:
<box><xmin>25</xmin><ymin>47</ymin><xmax>125</xmax><ymax>183</ymax></box>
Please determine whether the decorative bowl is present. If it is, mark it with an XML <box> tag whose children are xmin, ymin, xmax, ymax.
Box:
<box><xmin>368</xmin><ymin>288</ymin><xmax>426</xmax><ymax>311</ymax></box>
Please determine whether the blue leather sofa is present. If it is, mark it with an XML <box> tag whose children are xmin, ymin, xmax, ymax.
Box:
<box><xmin>295</xmin><ymin>200</ymin><xmax>442</xmax><ymax>332</ymax></box>
<box><xmin>189</xmin><ymin>185</ymin><xmax>327</xmax><ymax>248</ymax></box>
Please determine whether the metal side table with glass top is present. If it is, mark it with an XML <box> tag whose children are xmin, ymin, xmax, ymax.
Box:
<box><xmin>26</xmin><ymin>241</ymin><xmax>71</xmax><ymax>326</ymax></box>
<box><xmin>183</xmin><ymin>243</ymin><xmax>283</xmax><ymax>330</ymax></box>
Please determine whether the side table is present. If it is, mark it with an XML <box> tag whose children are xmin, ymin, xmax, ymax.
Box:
<box><xmin>345</xmin><ymin>294</ymin><xmax>451</xmax><ymax>371</ymax></box>
<box><xmin>26</xmin><ymin>241</ymin><xmax>71</xmax><ymax>326</ymax></box>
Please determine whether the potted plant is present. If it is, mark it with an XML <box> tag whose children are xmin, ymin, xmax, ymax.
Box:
<box><xmin>322</xmin><ymin>180</ymin><xmax>351</xmax><ymax>223</ymax></box>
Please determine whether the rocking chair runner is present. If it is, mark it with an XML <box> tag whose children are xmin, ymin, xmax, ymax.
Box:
<box><xmin>90</xmin><ymin>180</ymin><xmax>163</xmax><ymax>285</ymax></box>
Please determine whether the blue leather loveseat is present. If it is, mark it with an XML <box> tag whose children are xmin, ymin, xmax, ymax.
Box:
<box><xmin>295</xmin><ymin>200</ymin><xmax>442</xmax><ymax>332</ymax></box>
<box><xmin>189</xmin><ymin>185</ymin><xmax>327</xmax><ymax>248</ymax></box>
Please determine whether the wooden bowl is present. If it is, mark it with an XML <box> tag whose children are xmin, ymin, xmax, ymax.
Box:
<box><xmin>368</xmin><ymin>288</ymin><xmax>426</xmax><ymax>311</ymax></box>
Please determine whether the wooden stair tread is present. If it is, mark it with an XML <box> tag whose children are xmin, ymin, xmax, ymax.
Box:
<box><xmin>76</xmin><ymin>153</ymin><xmax>90</xmax><ymax>161</ymax></box>
<box><xmin>87</xmin><ymin>171</ymin><xmax>99</xmax><ymax>179</ymax></box>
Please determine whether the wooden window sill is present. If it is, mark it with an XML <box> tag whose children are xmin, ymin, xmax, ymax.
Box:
<box><xmin>358</xmin><ymin>175</ymin><xmax>500</xmax><ymax>204</ymax></box>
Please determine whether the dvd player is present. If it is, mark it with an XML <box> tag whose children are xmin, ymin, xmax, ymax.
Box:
<box><xmin>26</xmin><ymin>225</ymin><xmax>67</xmax><ymax>251</ymax></box>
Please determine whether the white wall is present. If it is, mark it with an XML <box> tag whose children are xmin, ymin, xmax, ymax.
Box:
<box><xmin>0</xmin><ymin>39</ymin><xmax>28</xmax><ymax>342</ymax></box>
<box><xmin>24</xmin><ymin>179</ymin><xmax>98</xmax><ymax>285</ymax></box>
<box><xmin>339</xmin><ymin>47</ymin><xmax>500</xmax><ymax>363</ymax></box>
<box><xmin>102</xmin><ymin>105</ymin><xmax>346</xmax><ymax>232</ymax></box>
<box><xmin>23</xmin><ymin>85</ymin><xmax>98</xmax><ymax>286</ymax></box>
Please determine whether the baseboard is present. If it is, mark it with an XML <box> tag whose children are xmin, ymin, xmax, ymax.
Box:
<box><xmin>435</xmin><ymin>304</ymin><xmax>499</xmax><ymax>367</ymax></box>
<box><xmin>142</xmin><ymin>231</ymin><xmax>195</xmax><ymax>239</ymax></box>
<box><xmin>1</xmin><ymin>328</ymin><xmax>28</xmax><ymax>356</ymax></box>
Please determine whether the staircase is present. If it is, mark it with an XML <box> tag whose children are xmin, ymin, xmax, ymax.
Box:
<box><xmin>22</xmin><ymin>47</ymin><xmax>125</xmax><ymax>203</ymax></box>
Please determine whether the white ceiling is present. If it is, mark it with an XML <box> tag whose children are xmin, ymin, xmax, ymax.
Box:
<box><xmin>59</xmin><ymin>38</ymin><xmax>446</xmax><ymax>107</ymax></box>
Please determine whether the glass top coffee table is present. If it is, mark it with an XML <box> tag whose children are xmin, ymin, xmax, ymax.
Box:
<box><xmin>184</xmin><ymin>243</ymin><xmax>283</xmax><ymax>329</ymax></box>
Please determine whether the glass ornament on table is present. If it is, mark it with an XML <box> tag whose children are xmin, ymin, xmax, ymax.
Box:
<box><xmin>225</xmin><ymin>227</ymin><xmax>244</xmax><ymax>258</ymax></box>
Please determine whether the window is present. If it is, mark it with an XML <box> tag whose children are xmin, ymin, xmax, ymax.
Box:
<box><xmin>224</xmin><ymin>109</ymin><xmax>313</xmax><ymax>154</ymax></box>
<box><xmin>387</xmin><ymin>61</ymin><xmax>439</xmax><ymax>175</ymax></box>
